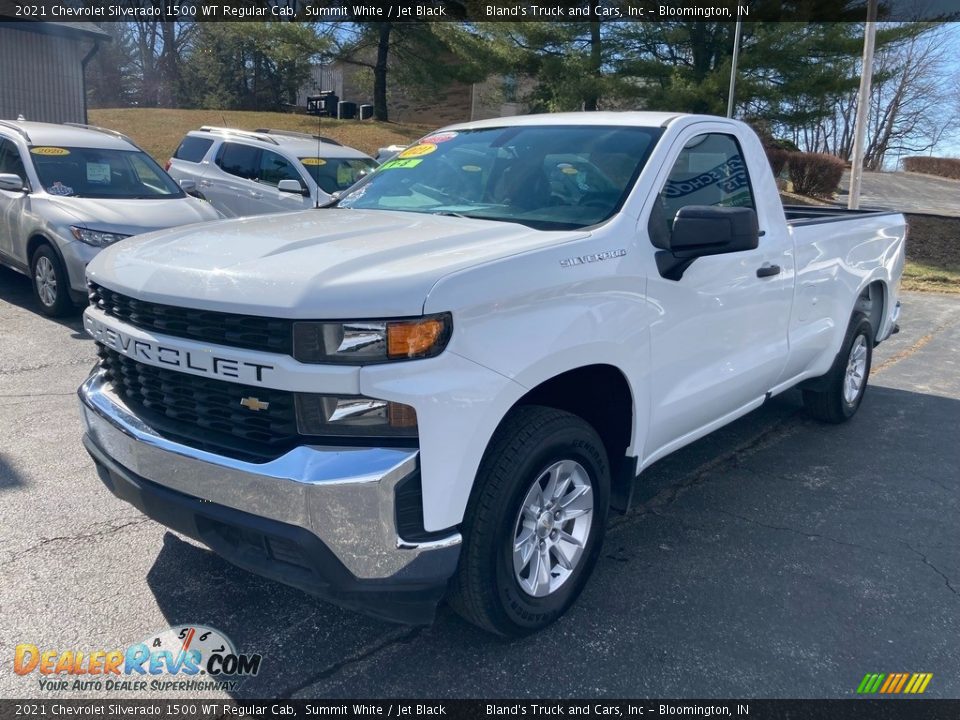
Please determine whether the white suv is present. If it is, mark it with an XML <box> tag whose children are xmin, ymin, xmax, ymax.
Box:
<box><xmin>166</xmin><ymin>127</ymin><xmax>378</xmax><ymax>217</ymax></box>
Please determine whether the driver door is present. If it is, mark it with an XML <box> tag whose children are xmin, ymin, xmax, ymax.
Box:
<box><xmin>643</xmin><ymin>130</ymin><xmax>793</xmax><ymax>460</ymax></box>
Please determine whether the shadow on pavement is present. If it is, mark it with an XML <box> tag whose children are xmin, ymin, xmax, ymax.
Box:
<box><xmin>0</xmin><ymin>452</ymin><xmax>27</xmax><ymax>491</ymax></box>
<box><xmin>143</xmin><ymin>385</ymin><xmax>960</xmax><ymax>698</ymax></box>
<box><xmin>0</xmin><ymin>266</ymin><xmax>85</xmax><ymax>334</ymax></box>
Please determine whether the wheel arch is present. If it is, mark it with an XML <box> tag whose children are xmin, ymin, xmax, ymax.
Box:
<box><xmin>503</xmin><ymin>363</ymin><xmax>637</xmax><ymax>511</ymax></box>
<box><xmin>27</xmin><ymin>233</ymin><xmax>66</xmax><ymax>269</ymax></box>
<box><xmin>853</xmin><ymin>277</ymin><xmax>887</xmax><ymax>342</ymax></box>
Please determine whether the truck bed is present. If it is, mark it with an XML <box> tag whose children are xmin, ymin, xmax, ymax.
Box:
<box><xmin>784</xmin><ymin>204</ymin><xmax>899</xmax><ymax>226</ymax></box>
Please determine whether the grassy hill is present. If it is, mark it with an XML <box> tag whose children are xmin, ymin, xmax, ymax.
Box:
<box><xmin>88</xmin><ymin>108</ymin><xmax>430</xmax><ymax>163</ymax></box>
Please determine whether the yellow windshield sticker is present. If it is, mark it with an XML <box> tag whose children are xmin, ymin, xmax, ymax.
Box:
<box><xmin>558</xmin><ymin>164</ymin><xmax>579</xmax><ymax>175</ymax></box>
<box><xmin>300</xmin><ymin>158</ymin><xmax>326</xmax><ymax>166</ymax></box>
<box><xmin>380</xmin><ymin>158</ymin><xmax>423</xmax><ymax>170</ymax></box>
<box><xmin>398</xmin><ymin>143</ymin><xmax>437</xmax><ymax>159</ymax></box>
<box><xmin>31</xmin><ymin>147</ymin><xmax>70</xmax><ymax>156</ymax></box>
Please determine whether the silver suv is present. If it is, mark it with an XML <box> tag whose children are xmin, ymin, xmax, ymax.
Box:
<box><xmin>0</xmin><ymin>120</ymin><xmax>221</xmax><ymax>316</ymax></box>
<box><xmin>165</xmin><ymin>127</ymin><xmax>377</xmax><ymax>217</ymax></box>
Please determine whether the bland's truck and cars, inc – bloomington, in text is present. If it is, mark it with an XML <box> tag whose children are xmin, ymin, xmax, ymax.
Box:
<box><xmin>78</xmin><ymin>113</ymin><xmax>905</xmax><ymax>636</ymax></box>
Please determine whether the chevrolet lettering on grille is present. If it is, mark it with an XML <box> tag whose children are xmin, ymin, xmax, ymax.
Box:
<box><xmin>84</xmin><ymin>313</ymin><xmax>275</xmax><ymax>384</ymax></box>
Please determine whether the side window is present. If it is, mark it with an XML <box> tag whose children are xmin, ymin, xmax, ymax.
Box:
<box><xmin>216</xmin><ymin>143</ymin><xmax>260</xmax><ymax>181</ymax></box>
<box><xmin>174</xmin><ymin>136</ymin><xmax>214</xmax><ymax>163</ymax></box>
<box><xmin>658</xmin><ymin>133</ymin><xmax>755</xmax><ymax>230</ymax></box>
<box><xmin>0</xmin><ymin>139</ymin><xmax>26</xmax><ymax>179</ymax></box>
<box><xmin>258</xmin><ymin>150</ymin><xmax>302</xmax><ymax>187</ymax></box>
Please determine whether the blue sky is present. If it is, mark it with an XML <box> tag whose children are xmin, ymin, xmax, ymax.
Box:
<box><xmin>931</xmin><ymin>24</ymin><xmax>960</xmax><ymax>157</ymax></box>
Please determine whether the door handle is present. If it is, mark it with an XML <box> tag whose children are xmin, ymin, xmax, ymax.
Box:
<box><xmin>756</xmin><ymin>264</ymin><xmax>781</xmax><ymax>278</ymax></box>
<box><xmin>250</xmin><ymin>191</ymin><xmax>263</xmax><ymax>199</ymax></box>
<box><xmin>198</xmin><ymin>180</ymin><xmax>212</xmax><ymax>187</ymax></box>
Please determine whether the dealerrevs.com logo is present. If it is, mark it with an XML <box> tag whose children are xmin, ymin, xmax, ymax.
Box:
<box><xmin>14</xmin><ymin>625</ymin><xmax>262</xmax><ymax>693</ymax></box>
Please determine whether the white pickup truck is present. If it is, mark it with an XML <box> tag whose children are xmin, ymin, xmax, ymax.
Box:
<box><xmin>79</xmin><ymin>113</ymin><xmax>905</xmax><ymax>636</ymax></box>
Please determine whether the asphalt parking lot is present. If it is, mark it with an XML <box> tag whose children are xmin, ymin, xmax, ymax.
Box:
<box><xmin>1</xmin><ymin>266</ymin><xmax>958</xmax><ymax>700</ymax></box>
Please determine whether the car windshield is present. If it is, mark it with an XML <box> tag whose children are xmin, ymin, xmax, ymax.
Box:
<box><xmin>29</xmin><ymin>146</ymin><xmax>183</xmax><ymax>199</ymax></box>
<box><xmin>336</xmin><ymin>125</ymin><xmax>662</xmax><ymax>230</ymax></box>
<box><xmin>299</xmin><ymin>157</ymin><xmax>378</xmax><ymax>195</ymax></box>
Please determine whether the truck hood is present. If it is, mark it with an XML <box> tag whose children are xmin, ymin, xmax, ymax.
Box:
<box><xmin>86</xmin><ymin>208</ymin><xmax>589</xmax><ymax>318</ymax></box>
<box><xmin>41</xmin><ymin>194</ymin><xmax>221</xmax><ymax>235</ymax></box>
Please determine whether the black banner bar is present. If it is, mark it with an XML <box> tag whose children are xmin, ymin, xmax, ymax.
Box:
<box><xmin>1</xmin><ymin>0</ymin><xmax>959</xmax><ymax>23</ymax></box>
<box><xmin>2</xmin><ymin>700</ymin><xmax>960</xmax><ymax>720</ymax></box>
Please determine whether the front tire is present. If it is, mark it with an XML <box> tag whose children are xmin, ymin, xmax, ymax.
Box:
<box><xmin>449</xmin><ymin>406</ymin><xmax>610</xmax><ymax>636</ymax></box>
<box><xmin>802</xmin><ymin>312</ymin><xmax>874</xmax><ymax>423</ymax></box>
<box><xmin>31</xmin><ymin>244</ymin><xmax>72</xmax><ymax>317</ymax></box>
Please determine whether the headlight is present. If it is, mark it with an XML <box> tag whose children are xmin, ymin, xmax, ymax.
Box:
<box><xmin>70</xmin><ymin>226</ymin><xmax>131</xmax><ymax>247</ymax></box>
<box><xmin>293</xmin><ymin>313</ymin><xmax>452</xmax><ymax>364</ymax></box>
<box><xmin>295</xmin><ymin>394</ymin><xmax>417</xmax><ymax>438</ymax></box>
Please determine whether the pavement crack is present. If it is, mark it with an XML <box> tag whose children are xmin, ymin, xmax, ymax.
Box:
<box><xmin>278</xmin><ymin>627</ymin><xmax>422</xmax><ymax>698</ymax></box>
<box><xmin>712</xmin><ymin>508</ymin><xmax>874</xmax><ymax>551</ymax></box>
<box><xmin>0</xmin><ymin>516</ymin><xmax>151</xmax><ymax>567</ymax></box>
<box><xmin>871</xmin><ymin>319</ymin><xmax>958</xmax><ymax>375</ymax></box>
<box><xmin>900</xmin><ymin>541</ymin><xmax>959</xmax><ymax>600</ymax></box>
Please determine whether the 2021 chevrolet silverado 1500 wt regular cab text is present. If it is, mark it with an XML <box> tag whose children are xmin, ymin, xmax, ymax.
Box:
<box><xmin>78</xmin><ymin>113</ymin><xmax>905</xmax><ymax>636</ymax></box>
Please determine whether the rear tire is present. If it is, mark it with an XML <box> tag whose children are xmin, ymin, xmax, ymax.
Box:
<box><xmin>31</xmin><ymin>244</ymin><xmax>72</xmax><ymax>317</ymax></box>
<box><xmin>802</xmin><ymin>312</ymin><xmax>874</xmax><ymax>423</ymax></box>
<box><xmin>449</xmin><ymin>406</ymin><xmax>610</xmax><ymax>636</ymax></box>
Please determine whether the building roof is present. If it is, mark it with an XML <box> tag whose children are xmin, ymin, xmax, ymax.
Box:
<box><xmin>0</xmin><ymin>21</ymin><xmax>111</xmax><ymax>41</ymax></box>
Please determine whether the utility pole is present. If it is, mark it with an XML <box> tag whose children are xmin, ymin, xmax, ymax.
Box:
<box><xmin>726</xmin><ymin>19</ymin><xmax>743</xmax><ymax>118</ymax></box>
<box><xmin>848</xmin><ymin>0</ymin><xmax>879</xmax><ymax>209</ymax></box>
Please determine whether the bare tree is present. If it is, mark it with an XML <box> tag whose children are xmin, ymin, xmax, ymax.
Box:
<box><xmin>862</xmin><ymin>26</ymin><xmax>958</xmax><ymax>169</ymax></box>
<box><xmin>128</xmin><ymin>19</ymin><xmax>196</xmax><ymax>107</ymax></box>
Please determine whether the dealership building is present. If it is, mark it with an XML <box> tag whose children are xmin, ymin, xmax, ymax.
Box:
<box><xmin>0</xmin><ymin>21</ymin><xmax>109</xmax><ymax>124</ymax></box>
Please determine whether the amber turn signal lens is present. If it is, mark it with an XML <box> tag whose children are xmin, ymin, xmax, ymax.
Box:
<box><xmin>388</xmin><ymin>402</ymin><xmax>418</xmax><ymax>428</ymax></box>
<box><xmin>387</xmin><ymin>318</ymin><xmax>446</xmax><ymax>359</ymax></box>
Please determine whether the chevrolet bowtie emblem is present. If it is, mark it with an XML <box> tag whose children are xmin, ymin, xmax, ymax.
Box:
<box><xmin>240</xmin><ymin>396</ymin><xmax>270</xmax><ymax>412</ymax></box>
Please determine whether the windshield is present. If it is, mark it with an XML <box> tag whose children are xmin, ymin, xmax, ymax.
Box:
<box><xmin>336</xmin><ymin>125</ymin><xmax>662</xmax><ymax>230</ymax></box>
<box><xmin>299</xmin><ymin>157</ymin><xmax>378</xmax><ymax>195</ymax></box>
<box><xmin>29</xmin><ymin>146</ymin><xmax>184</xmax><ymax>199</ymax></box>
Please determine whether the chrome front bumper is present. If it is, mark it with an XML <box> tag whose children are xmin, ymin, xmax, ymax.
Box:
<box><xmin>78</xmin><ymin>370</ymin><xmax>461</xmax><ymax>582</ymax></box>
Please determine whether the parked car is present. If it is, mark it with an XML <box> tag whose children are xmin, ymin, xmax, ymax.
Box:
<box><xmin>165</xmin><ymin>127</ymin><xmax>377</xmax><ymax>217</ymax></box>
<box><xmin>0</xmin><ymin>120</ymin><xmax>221</xmax><ymax>316</ymax></box>
<box><xmin>79</xmin><ymin>113</ymin><xmax>905</xmax><ymax>635</ymax></box>
<box><xmin>376</xmin><ymin>144</ymin><xmax>408</xmax><ymax>162</ymax></box>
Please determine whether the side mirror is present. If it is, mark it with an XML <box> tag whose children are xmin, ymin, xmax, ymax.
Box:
<box><xmin>179</xmin><ymin>179</ymin><xmax>197</xmax><ymax>193</ymax></box>
<box><xmin>278</xmin><ymin>179</ymin><xmax>306</xmax><ymax>195</ymax></box>
<box><xmin>655</xmin><ymin>205</ymin><xmax>759</xmax><ymax>280</ymax></box>
<box><xmin>0</xmin><ymin>173</ymin><xmax>26</xmax><ymax>192</ymax></box>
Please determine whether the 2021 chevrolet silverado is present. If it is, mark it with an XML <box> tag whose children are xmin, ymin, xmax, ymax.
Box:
<box><xmin>78</xmin><ymin>113</ymin><xmax>905</xmax><ymax>636</ymax></box>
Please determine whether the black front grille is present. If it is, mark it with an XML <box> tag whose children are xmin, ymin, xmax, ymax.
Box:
<box><xmin>89</xmin><ymin>283</ymin><xmax>293</xmax><ymax>356</ymax></box>
<box><xmin>98</xmin><ymin>346</ymin><xmax>298</xmax><ymax>461</ymax></box>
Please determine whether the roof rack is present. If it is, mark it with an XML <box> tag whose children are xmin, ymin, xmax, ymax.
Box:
<box><xmin>0</xmin><ymin>119</ymin><xmax>31</xmax><ymax>143</ymax></box>
<box><xmin>63</xmin><ymin>122</ymin><xmax>136</xmax><ymax>146</ymax></box>
<box><xmin>197</xmin><ymin>126</ymin><xmax>279</xmax><ymax>145</ymax></box>
<box><xmin>254</xmin><ymin>128</ymin><xmax>343</xmax><ymax>146</ymax></box>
